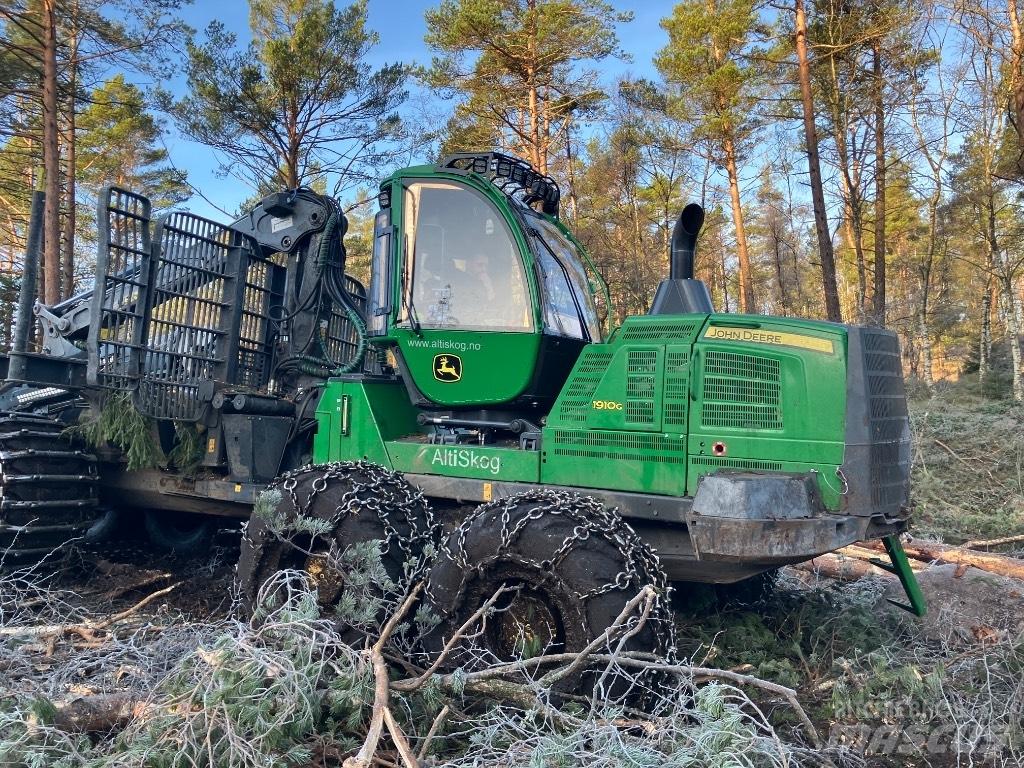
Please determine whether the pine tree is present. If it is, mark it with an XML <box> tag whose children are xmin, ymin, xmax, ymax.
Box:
<box><xmin>655</xmin><ymin>0</ymin><xmax>767</xmax><ymax>313</ymax></box>
<box><xmin>422</xmin><ymin>0</ymin><xmax>632</xmax><ymax>174</ymax></box>
<box><xmin>167</xmin><ymin>0</ymin><xmax>407</xmax><ymax>195</ymax></box>
<box><xmin>76</xmin><ymin>75</ymin><xmax>189</xmax><ymax>209</ymax></box>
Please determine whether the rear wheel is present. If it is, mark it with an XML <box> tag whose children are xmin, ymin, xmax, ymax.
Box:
<box><xmin>143</xmin><ymin>509</ymin><xmax>215</xmax><ymax>555</ymax></box>
<box><xmin>420</xmin><ymin>490</ymin><xmax>675</xmax><ymax>696</ymax></box>
<box><xmin>235</xmin><ymin>461</ymin><xmax>436</xmax><ymax>622</ymax></box>
<box><xmin>0</xmin><ymin>413</ymin><xmax>100</xmax><ymax>568</ymax></box>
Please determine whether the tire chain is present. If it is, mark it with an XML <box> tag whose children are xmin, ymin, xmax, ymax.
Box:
<box><xmin>433</xmin><ymin>488</ymin><xmax>677</xmax><ymax>656</ymax></box>
<box><xmin>241</xmin><ymin>460</ymin><xmax>439</xmax><ymax>588</ymax></box>
<box><xmin>0</xmin><ymin>413</ymin><xmax>101</xmax><ymax>567</ymax></box>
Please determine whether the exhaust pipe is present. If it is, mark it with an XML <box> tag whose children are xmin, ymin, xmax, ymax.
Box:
<box><xmin>670</xmin><ymin>202</ymin><xmax>705</xmax><ymax>280</ymax></box>
<box><xmin>650</xmin><ymin>203</ymin><xmax>715</xmax><ymax>315</ymax></box>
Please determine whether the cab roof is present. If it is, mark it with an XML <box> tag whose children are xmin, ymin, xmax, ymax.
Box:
<box><xmin>384</xmin><ymin>152</ymin><xmax>561</xmax><ymax>217</ymax></box>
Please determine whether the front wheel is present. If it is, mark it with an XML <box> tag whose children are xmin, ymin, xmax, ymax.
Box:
<box><xmin>420</xmin><ymin>490</ymin><xmax>675</xmax><ymax>696</ymax></box>
<box><xmin>235</xmin><ymin>461</ymin><xmax>436</xmax><ymax>623</ymax></box>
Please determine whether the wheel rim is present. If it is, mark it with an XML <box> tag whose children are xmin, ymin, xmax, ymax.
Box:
<box><xmin>304</xmin><ymin>551</ymin><xmax>345</xmax><ymax>606</ymax></box>
<box><xmin>486</xmin><ymin>581</ymin><xmax>566</xmax><ymax>660</ymax></box>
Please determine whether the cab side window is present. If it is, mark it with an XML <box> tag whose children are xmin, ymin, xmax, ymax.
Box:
<box><xmin>401</xmin><ymin>182</ymin><xmax>532</xmax><ymax>332</ymax></box>
<box><xmin>531</xmin><ymin>217</ymin><xmax>602</xmax><ymax>342</ymax></box>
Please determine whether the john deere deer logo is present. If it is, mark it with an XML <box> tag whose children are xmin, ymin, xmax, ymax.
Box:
<box><xmin>433</xmin><ymin>354</ymin><xmax>462</xmax><ymax>382</ymax></box>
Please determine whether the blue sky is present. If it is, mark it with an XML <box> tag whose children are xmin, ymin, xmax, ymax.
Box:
<box><xmin>155</xmin><ymin>0</ymin><xmax>668</xmax><ymax>219</ymax></box>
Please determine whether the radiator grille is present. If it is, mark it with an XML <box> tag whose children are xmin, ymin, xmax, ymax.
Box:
<box><xmin>691</xmin><ymin>456</ymin><xmax>784</xmax><ymax>472</ymax></box>
<box><xmin>619</xmin><ymin>320</ymin><xmax>700</xmax><ymax>341</ymax></box>
<box><xmin>550</xmin><ymin>429</ymin><xmax>686</xmax><ymax>463</ymax></box>
<box><xmin>862</xmin><ymin>329</ymin><xmax>910</xmax><ymax>510</ymax></box>
<box><xmin>705</xmin><ymin>350</ymin><xmax>780</xmax><ymax>381</ymax></box>
<box><xmin>625</xmin><ymin>349</ymin><xmax>657</xmax><ymax>427</ymax></box>
<box><xmin>554</xmin><ymin>349</ymin><xmax>613</xmax><ymax>424</ymax></box>
<box><xmin>700</xmin><ymin>351</ymin><xmax>782</xmax><ymax>430</ymax></box>
<box><xmin>88</xmin><ymin>187</ymin><xmax>153</xmax><ymax>389</ymax></box>
<box><xmin>664</xmin><ymin>348</ymin><xmax>689</xmax><ymax>430</ymax></box>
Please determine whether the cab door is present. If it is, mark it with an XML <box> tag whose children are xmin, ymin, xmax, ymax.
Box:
<box><xmin>391</xmin><ymin>179</ymin><xmax>541</xmax><ymax>407</ymax></box>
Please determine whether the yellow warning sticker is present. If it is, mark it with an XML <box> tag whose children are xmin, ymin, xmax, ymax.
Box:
<box><xmin>704</xmin><ymin>325</ymin><xmax>834</xmax><ymax>354</ymax></box>
<box><xmin>482</xmin><ymin>482</ymin><xmax>493</xmax><ymax>502</ymax></box>
<box><xmin>207</xmin><ymin>438</ymin><xmax>217</xmax><ymax>453</ymax></box>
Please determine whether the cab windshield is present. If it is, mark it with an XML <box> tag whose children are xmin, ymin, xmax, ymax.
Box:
<box><xmin>527</xmin><ymin>215</ymin><xmax>602</xmax><ymax>342</ymax></box>
<box><xmin>400</xmin><ymin>181</ymin><xmax>533</xmax><ymax>332</ymax></box>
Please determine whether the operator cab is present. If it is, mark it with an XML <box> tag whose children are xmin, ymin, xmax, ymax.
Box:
<box><xmin>367</xmin><ymin>153</ymin><xmax>604</xmax><ymax>417</ymax></box>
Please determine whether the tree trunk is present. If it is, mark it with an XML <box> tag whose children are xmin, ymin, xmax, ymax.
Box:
<box><xmin>1006</xmin><ymin>274</ymin><xmax>1024</xmax><ymax>401</ymax></box>
<box><xmin>723</xmin><ymin>138</ymin><xmax>754</xmax><ymax>313</ymax></box>
<box><xmin>41</xmin><ymin>0</ymin><xmax>60</xmax><ymax>304</ymax></box>
<box><xmin>719</xmin><ymin>237</ymin><xmax>731</xmax><ymax>311</ymax></box>
<box><xmin>871</xmin><ymin>41</ymin><xmax>886</xmax><ymax>326</ymax></box>
<box><xmin>1007</xmin><ymin>0</ymin><xmax>1024</xmax><ymax>176</ymax></box>
<box><xmin>62</xmin><ymin>25</ymin><xmax>78</xmax><ymax>298</ymax></box>
<box><xmin>525</xmin><ymin>0</ymin><xmax>542</xmax><ymax>174</ymax></box>
<box><xmin>772</xmin><ymin>234</ymin><xmax>786</xmax><ymax>313</ymax></box>
<box><xmin>564</xmin><ymin>126</ymin><xmax>579</xmax><ymax>226</ymax></box>
<box><xmin>796</xmin><ymin>0</ymin><xmax>842</xmax><ymax>322</ymax></box>
<box><xmin>826</xmin><ymin>52</ymin><xmax>864</xmax><ymax>319</ymax></box>
<box><xmin>917</xmin><ymin>264</ymin><xmax>934</xmax><ymax>389</ymax></box>
<box><xmin>62</xmin><ymin>112</ymin><xmax>75</xmax><ymax>298</ymax></box>
<box><xmin>979</xmin><ymin>277</ymin><xmax>993</xmax><ymax>387</ymax></box>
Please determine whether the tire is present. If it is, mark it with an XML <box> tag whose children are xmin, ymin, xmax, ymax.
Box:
<box><xmin>420</xmin><ymin>490</ymin><xmax>675</xmax><ymax>697</ymax></box>
<box><xmin>85</xmin><ymin>507</ymin><xmax>120</xmax><ymax>542</ymax></box>
<box><xmin>235</xmin><ymin>461</ymin><xmax>436</xmax><ymax>622</ymax></box>
<box><xmin>144</xmin><ymin>509</ymin><xmax>215</xmax><ymax>555</ymax></box>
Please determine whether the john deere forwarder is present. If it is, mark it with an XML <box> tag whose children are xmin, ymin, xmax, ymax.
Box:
<box><xmin>0</xmin><ymin>152</ymin><xmax>924</xmax><ymax>661</ymax></box>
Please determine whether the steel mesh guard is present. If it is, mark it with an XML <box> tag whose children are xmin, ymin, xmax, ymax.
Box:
<box><xmin>861</xmin><ymin>329</ymin><xmax>911</xmax><ymax>513</ymax></box>
<box><xmin>87</xmin><ymin>187</ymin><xmax>153</xmax><ymax>389</ymax></box>
<box><xmin>322</xmin><ymin>275</ymin><xmax>367</xmax><ymax>367</ymax></box>
<box><xmin>237</xmin><ymin>254</ymin><xmax>285</xmax><ymax>389</ymax></box>
<box><xmin>134</xmin><ymin>212</ymin><xmax>283</xmax><ymax>421</ymax></box>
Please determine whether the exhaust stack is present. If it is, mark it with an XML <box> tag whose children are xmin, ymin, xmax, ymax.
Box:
<box><xmin>650</xmin><ymin>203</ymin><xmax>715</xmax><ymax>315</ymax></box>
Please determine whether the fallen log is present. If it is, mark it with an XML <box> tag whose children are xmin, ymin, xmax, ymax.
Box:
<box><xmin>791</xmin><ymin>554</ymin><xmax>895</xmax><ymax>582</ymax></box>
<box><xmin>40</xmin><ymin>693</ymin><xmax>149</xmax><ymax>733</ymax></box>
<box><xmin>857</xmin><ymin>539</ymin><xmax>1024</xmax><ymax>581</ymax></box>
<box><xmin>837</xmin><ymin>544</ymin><xmax>927</xmax><ymax>568</ymax></box>
<box><xmin>963</xmin><ymin>533</ymin><xmax>1024</xmax><ymax>551</ymax></box>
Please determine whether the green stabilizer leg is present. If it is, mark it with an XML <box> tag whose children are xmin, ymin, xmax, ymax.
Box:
<box><xmin>868</xmin><ymin>535</ymin><xmax>927</xmax><ymax>617</ymax></box>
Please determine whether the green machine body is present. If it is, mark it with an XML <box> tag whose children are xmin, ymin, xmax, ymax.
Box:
<box><xmin>312</xmin><ymin>152</ymin><xmax>919</xmax><ymax>604</ymax></box>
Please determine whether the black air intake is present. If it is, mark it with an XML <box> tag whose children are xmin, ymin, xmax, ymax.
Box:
<box><xmin>670</xmin><ymin>203</ymin><xmax>705</xmax><ymax>279</ymax></box>
<box><xmin>650</xmin><ymin>203</ymin><xmax>714</xmax><ymax>315</ymax></box>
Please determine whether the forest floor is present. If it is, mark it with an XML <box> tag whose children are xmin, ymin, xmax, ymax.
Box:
<box><xmin>1</xmin><ymin>387</ymin><xmax>1022</xmax><ymax>766</ymax></box>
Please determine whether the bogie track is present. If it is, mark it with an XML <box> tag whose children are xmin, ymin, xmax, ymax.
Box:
<box><xmin>0</xmin><ymin>413</ymin><xmax>101</xmax><ymax>566</ymax></box>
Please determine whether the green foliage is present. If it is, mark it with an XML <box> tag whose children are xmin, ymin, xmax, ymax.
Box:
<box><xmin>250</xmin><ymin>488</ymin><xmax>334</xmax><ymax>540</ymax></box>
<box><xmin>167</xmin><ymin>423</ymin><xmax>204</xmax><ymax>475</ymax></box>
<box><xmin>251</xmin><ymin>488</ymin><xmax>285</xmax><ymax>525</ymax></box>
<box><xmin>76</xmin><ymin>75</ymin><xmax>190</xmax><ymax>210</ymax></box>
<box><xmin>422</xmin><ymin>0</ymin><xmax>632</xmax><ymax>170</ymax></box>
<box><xmin>676</xmin><ymin>577</ymin><xmax>896</xmax><ymax>694</ymax></box>
<box><xmin>166</xmin><ymin>0</ymin><xmax>407</xmax><ymax>194</ymax></box>
<box><xmin>655</xmin><ymin>0</ymin><xmax>767</xmax><ymax>153</ymax></box>
<box><xmin>66</xmin><ymin>392</ymin><xmax>164</xmax><ymax>471</ymax></box>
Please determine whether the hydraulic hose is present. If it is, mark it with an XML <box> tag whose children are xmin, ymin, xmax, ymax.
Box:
<box><xmin>304</xmin><ymin>200</ymin><xmax>367</xmax><ymax>376</ymax></box>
